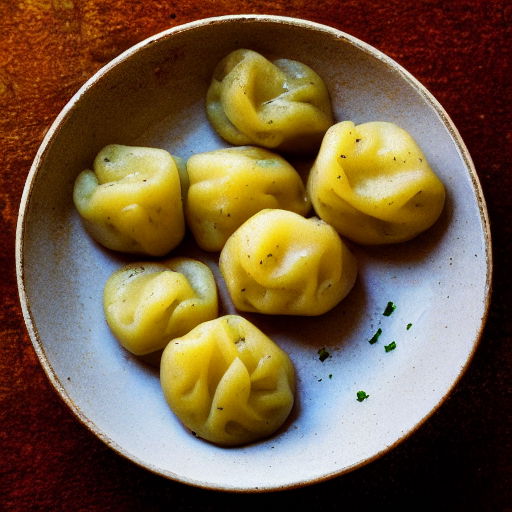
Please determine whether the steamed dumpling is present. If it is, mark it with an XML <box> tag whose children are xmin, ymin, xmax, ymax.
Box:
<box><xmin>219</xmin><ymin>209</ymin><xmax>357</xmax><ymax>316</ymax></box>
<box><xmin>104</xmin><ymin>258</ymin><xmax>218</xmax><ymax>355</ymax></box>
<box><xmin>73</xmin><ymin>144</ymin><xmax>185</xmax><ymax>256</ymax></box>
<box><xmin>307</xmin><ymin>121</ymin><xmax>446</xmax><ymax>244</ymax></box>
<box><xmin>160</xmin><ymin>314</ymin><xmax>295</xmax><ymax>446</ymax></box>
<box><xmin>206</xmin><ymin>49</ymin><xmax>334</xmax><ymax>153</ymax></box>
<box><xmin>185</xmin><ymin>146</ymin><xmax>310</xmax><ymax>251</ymax></box>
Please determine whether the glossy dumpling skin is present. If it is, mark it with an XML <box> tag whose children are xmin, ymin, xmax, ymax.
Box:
<box><xmin>73</xmin><ymin>144</ymin><xmax>185</xmax><ymax>256</ymax></box>
<box><xmin>206</xmin><ymin>49</ymin><xmax>334</xmax><ymax>153</ymax></box>
<box><xmin>103</xmin><ymin>258</ymin><xmax>218</xmax><ymax>356</ymax></box>
<box><xmin>219</xmin><ymin>209</ymin><xmax>357</xmax><ymax>316</ymax></box>
<box><xmin>307</xmin><ymin>121</ymin><xmax>446</xmax><ymax>244</ymax></box>
<box><xmin>185</xmin><ymin>146</ymin><xmax>310</xmax><ymax>252</ymax></box>
<box><xmin>160</xmin><ymin>314</ymin><xmax>295</xmax><ymax>446</ymax></box>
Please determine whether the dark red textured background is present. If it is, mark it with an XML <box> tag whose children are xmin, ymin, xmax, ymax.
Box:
<box><xmin>1</xmin><ymin>1</ymin><xmax>510</xmax><ymax>510</ymax></box>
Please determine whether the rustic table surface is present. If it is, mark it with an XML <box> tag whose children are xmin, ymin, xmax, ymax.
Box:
<box><xmin>1</xmin><ymin>1</ymin><xmax>510</xmax><ymax>510</ymax></box>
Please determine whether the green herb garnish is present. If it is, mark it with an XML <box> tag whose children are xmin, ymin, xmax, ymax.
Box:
<box><xmin>369</xmin><ymin>327</ymin><xmax>382</xmax><ymax>344</ymax></box>
<box><xmin>406</xmin><ymin>323</ymin><xmax>413</xmax><ymax>330</ymax></box>
<box><xmin>356</xmin><ymin>390</ymin><xmax>369</xmax><ymax>402</ymax></box>
<box><xmin>318</xmin><ymin>347</ymin><xmax>330</xmax><ymax>362</ymax></box>
<box><xmin>383</xmin><ymin>301</ymin><xmax>396</xmax><ymax>316</ymax></box>
<box><xmin>384</xmin><ymin>341</ymin><xmax>397</xmax><ymax>352</ymax></box>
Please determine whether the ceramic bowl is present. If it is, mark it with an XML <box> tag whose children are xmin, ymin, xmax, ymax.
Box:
<box><xmin>16</xmin><ymin>15</ymin><xmax>492</xmax><ymax>492</ymax></box>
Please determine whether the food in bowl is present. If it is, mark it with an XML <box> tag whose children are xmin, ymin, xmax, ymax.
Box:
<box><xmin>219</xmin><ymin>208</ymin><xmax>358</xmax><ymax>316</ymax></box>
<box><xmin>307</xmin><ymin>121</ymin><xmax>446</xmax><ymax>244</ymax></box>
<box><xmin>70</xmin><ymin>47</ymin><xmax>446</xmax><ymax>449</ymax></box>
<box><xmin>206</xmin><ymin>49</ymin><xmax>334</xmax><ymax>153</ymax></box>
<box><xmin>185</xmin><ymin>145</ymin><xmax>310</xmax><ymax>252</ymax></box>
<box><xmin>73</xmin><ymin>144</ymin><xmax>185</xmax><ymax>256</ymax></box>
<box><xmin>103</xmin><ymin>258</ymin><xmax>218</xmax><ymax>355</ymax></box>
<box><xmin>160</xmin><ymin>314</ymin><xmax>296</xmax><ymax>446</ymax></box>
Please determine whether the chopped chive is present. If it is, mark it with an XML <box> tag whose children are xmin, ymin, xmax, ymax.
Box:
<box><xmin>318</xmin><ymin>347</ymin><xmax>330</xmax><ymax>362</ymax></box>
<box><xmin>383</xmin><ymin>301</ymin><xmax>396</xmax><ymax>316</ymax></box>
<box><xmin>356</xmin><ymin>390</ymin><xmax>369</xmax><ymax>402</ymax></box>
<box><xmin>369</xmin><ymin>327</ymin><xmax>382</xmax><ymax>344</ymax></box>
<box><xmin>384</xmin><ymin>341</ymin><xmax>397</xmax><ymax>352</ymax></box>
<box><xmin>406</xmin><ymin>323</ymin><xmax>413</xmax><ymax>330</ymax></box>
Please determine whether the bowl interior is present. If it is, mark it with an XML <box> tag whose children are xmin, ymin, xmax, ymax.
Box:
<box><xmin>17</xmin><ymin>16</ymin><xmax>491</xmax><ymax>491</ymax></box>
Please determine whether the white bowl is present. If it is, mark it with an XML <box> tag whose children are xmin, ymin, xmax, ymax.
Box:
<box><xmin>16</xmin><ymin>14</ymin><xmax>492</xmax><ymax>492</ymax></box>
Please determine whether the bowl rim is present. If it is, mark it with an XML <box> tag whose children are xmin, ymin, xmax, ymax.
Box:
<box><xmin>15</xmin><ymin>13</ymin><xmax>493</xmax><ymax>492</ymax></box>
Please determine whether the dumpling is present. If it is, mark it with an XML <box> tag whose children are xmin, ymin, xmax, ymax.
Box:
<box><xmin>185</xmin><ymin>146</ymin><xmax>310</xmax><ymax>252</ymax></box>
<box><xmin>219</xmin><ymin>209</ymin><xmax>357</xmax><ymax>316</ymax></box>
<box><xmin>206</xmin><ymin>49</ymin><xmax>334</xmax><ymax>153</ymax></box>
<box><xmin>307</xmin><ymin>121</ymin><xmax>446</xmax><ymax>244</ymax></box>
<box><xmin>103</xmin><ymin>258</ymin><xmax>218</xmax><ymax>355</ymax></box>
<box><xmin>160</xmin><ymin>314</ymin><xmax>295</xmax><ymax>446</ymax></box>
<box><xmin>73</xmin><ymin>144</ymin><xmax>185</xmax><ymax>256</ymax></box>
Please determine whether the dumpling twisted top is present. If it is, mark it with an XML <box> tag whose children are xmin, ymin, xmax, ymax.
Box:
<box><xmin>73</xmin><ymin>144</ymin><xmax>185</xmax><ymax>256</ymax></box>
<box><xmin>206</xmin><ymin>49</ymin><xmax>334</xmax><ymax>153</ymax></box>
<box><xmin>104</xmin><ymin>258</ymin><xmax>218</xmax><ymax>355</ymax></box>
<box><xmin>160</xmin><ymin>315</ymin><xmax>295</xmax><ymax>446</ymax></box>
<box><xmin>307</xmin><ymin>121</ymin><xmax>446</xmax><ymax>244</ymax></box>
<box><xmin>185</xmin><ymin>146</ymin><xmax>310</xmax><ymax>251</ymax></box>
<box><xmin>219</xmin><ymin>209</ymin><xmax>357</xmax><ymax>316</ymax></box>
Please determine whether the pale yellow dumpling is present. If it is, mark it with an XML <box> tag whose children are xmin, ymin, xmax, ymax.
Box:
<box><xmin>206</xmin><ymin>49</ymin><xmax>334</xmax><ymax>153</ymax></box>
<box><xmin>307</xmin><ymin>121</ymin><xmax>446</xmax><ymax>244</ymax></box>
<box><xmin>219</xmin><ymin>209</ymin><xmax>357</xmax><ymax>316</ymax></box>
<box><xmin>73</xmin><ymin>144</ymin><xmax>185</xmax><ymax>256</ymax></box>
<box><xmin>185</xmin><ymin>146</ymin><xmax>310</xmax><ymax>252</ymax></box>
<box><xmin>160</xmin><ymin>315</ymin><xmax>295</xmax><ymax>446</ymax></box>
<box><xmin>103</xmin><ymin>258</ymin><xmax>218</xmax><ymax>356</ymax></box>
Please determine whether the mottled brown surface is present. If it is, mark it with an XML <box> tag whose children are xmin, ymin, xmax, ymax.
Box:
<box><xmin>1</xmin><ymin>1</ymin><xmax>510</xmax><ymax>510</ymax></box>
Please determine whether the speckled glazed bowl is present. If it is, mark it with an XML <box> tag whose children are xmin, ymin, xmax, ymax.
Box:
<box><xmin>16</xmin><ymin>15</ymin><xmax>492</xmax><ymax>492</ymax></box>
